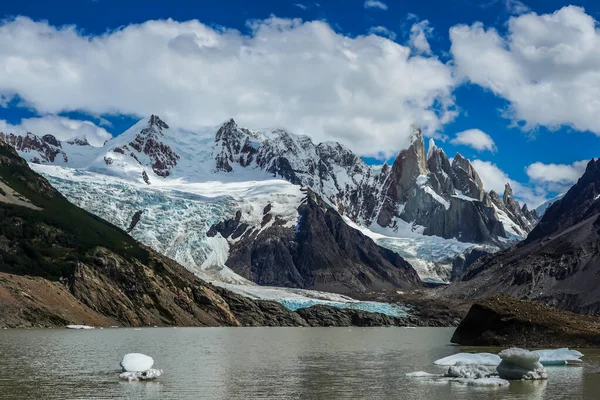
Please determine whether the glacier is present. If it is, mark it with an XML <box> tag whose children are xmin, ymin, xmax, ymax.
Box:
<box><xmin>34</xmin><ymin>165</ymin><xmax>413</xmax><ymax>316</ymax></box>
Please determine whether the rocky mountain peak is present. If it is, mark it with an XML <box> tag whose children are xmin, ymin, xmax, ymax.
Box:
<box><xmin>503</xmin><ymin>183</ymin><xmax>515</xmax><ymax>203</ymax></box>
<box><xmin>0</xmin><ymin>131</ymin><xmax>68</xmax><ymax>164</ymax></box>
<box><xmin>451</xmin><ymin>153</ymin><xmax>485</xmax><ymax>201</ymax></box>
<box><xmin>114</xmin><ymin>115</ymin><xmax>180</xmax><ymax>177</ymax></box>
<box><xmin>148</xmin><ymin>114</ymin><xmax>169</xmax><ymax>131</ymax></box>
<box><xmin>214</xmin><ymin>118</ymin><xmax>257</xmax><ymax>172</ymax></box>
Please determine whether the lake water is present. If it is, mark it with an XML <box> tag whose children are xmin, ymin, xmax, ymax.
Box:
<box><xmin>1</xmin><ymin>327</ymin><xmax>599</xmax><ymax>399</ymax></box>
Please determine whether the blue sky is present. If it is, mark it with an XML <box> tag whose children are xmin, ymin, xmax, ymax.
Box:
<box><xmin>0</xmin><ymin>0</ymin><xmax>598</xmax><ymax>205</ymax></box>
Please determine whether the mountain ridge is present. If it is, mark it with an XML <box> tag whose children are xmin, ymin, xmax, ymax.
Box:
<box><xmin>0</xmin><ymin>115</ymin><xmax>539</xmax><ymax>286</ymax></box>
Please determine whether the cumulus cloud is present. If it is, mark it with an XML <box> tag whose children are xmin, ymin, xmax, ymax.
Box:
<box><xmin>409</xmin><ymin>20</ymin><xmax>433</xmax><ymax>55</ymax></box>
<box><xmin>0</xmin><ymin>16</ymin><xmax>456</xmax><ymax>157</ymax></box>
<box><xmin>0</xmin><ymin>115</ymin><xmax>111</xmax><ymax>146</ymax></box>
<box><xmin>526</xmin><ymin>160</ymin><xmax>589</xmax><ymax>184</ymax></box>
<box><xmin>451</xmin><ymin>129</ymin><xmax>497</xmax><ymax>152</ymax></box>
<box><xmin>364</xmin><ymin>0</ymin><xmax>388</xmax><ymax>10</ymax></box>
<box><xmin>471</xmin><ymin>159</ymin><xmax>546</xmax><ymax>206</ymax></box>
<box><xmin>450</xmin><ymin>6</ymin><xmax>600</xmax><ymax>137</ymax></box>
<box><xmin>294</xmin><ymin>3</ymin><xmax>308</xmax><ymax>10</ymax></box>
<box><xmin>368</xmin><ymin>26</ymin><xmax>396</xmax><ymax>40</ymax></box>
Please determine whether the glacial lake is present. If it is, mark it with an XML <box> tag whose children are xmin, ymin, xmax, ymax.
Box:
<box><xmin>1</xmin><ymin>327</ymin><xmax>599</xmax><ymax>399</ymax></box>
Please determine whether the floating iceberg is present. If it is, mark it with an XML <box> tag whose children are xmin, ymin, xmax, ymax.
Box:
<box><xmin>534</xmin><ymin>348</ymin><xmax>584</xmax><ymax>365</ymax></box>
<box><xmin>444</xmin><ymin>363</ymin><xmax>494</xmax><ymax>379</ymax></box>
<box><xmin>65</xmin><ymin>325</ymin><xmax>95</xmax><ymax>330</ymax></box>
<box><xmin>121</xmin><ymin>353</ymin><xmax>154</xmax><ymax>372</ymax></box>
<box><xmin>434</xmin><ymin>353</ymin><xmax>501</xmax><ymax>366</ymax></box>
<box><xmin>496</xmin><ymin>348</ymin><xmax>548</xmax><ymax>380</ymax></box>
<box><xmin>119</xmin><ymin>369</ymin><xmax>163</xmax><ymax>381</ymax></box>
<box><xmin>434</xmin><ymin>348</ymin><xmax>584</xmax><ymax>368</ymax></box>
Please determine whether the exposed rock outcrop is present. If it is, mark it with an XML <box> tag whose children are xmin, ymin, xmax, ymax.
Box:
<box><xmin>451</xmin><ymin>296</ymin><xmax>600</xmax><ymax>347</ymax></box>
<box><xmin>0</xmin><ymin>132</ymin><xmax>68</xmax><ymax>164</ymax></box>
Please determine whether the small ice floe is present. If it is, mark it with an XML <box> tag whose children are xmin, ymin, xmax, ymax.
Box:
<box><xmin>465</xmin><ymin>377</ymin><xmax>509</xmax><ymax>387</ymax></box>
<box><xmin>404</xmin><ymin>326</ymin><xmax>417</xmax><ymax>329</ymax></box>
<box><xmin>119</xmin><ymin>353</ymin><xmax>162</xmax><ymax>381</ymax></box>
<box><xmin>66</xmin><ymin>325</ymin><xmax>95</xmax><ymax>330</ymax></box>
<box><xmin>496</xmin><ymin>348</ymin><xmax>548</xmax><ymax>380</ymax></box>
<box><xmin>434</xmin><ymin>353</ymin><xmax>501</xmax><ymax>366</ymax></box>
<box><xmin>119</xmin><ymin>369</ymin><xmax>163</xmax><ymax>381</ymax></box>
<box><xmin>534</xmin><ymin>348</ymin><xmax>584</xmax><ymax>365</ymax></box>
<box><xmin>405</xmin><ymin>371</ymin><xmax>439</xmax><ymax>377</ymax></box>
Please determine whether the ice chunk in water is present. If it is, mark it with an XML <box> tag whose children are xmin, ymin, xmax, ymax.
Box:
<box><xmin>434</xmin><ymin>353</ymin><xmax>501</xmax><ymax>366</ymax></box>
<box><xmin>534</xmin><ymin>348</ymin><xmax>584</xmax><ymax>365</ymax></box>
<box><xmin>66</xmin><ymin>325</ymin><xmax>94</xmax><ymax>330</ymax></box>
<box><xmin>497</xmin><ymin>348</ymin><xmax>548</xmax><ymax>380</ymax></box>
<box><xmin>120</xmin><ymin>353</ymin><xmax>154</xmax><ymax>372</ymax></box>
<box><xmin>119</xmin><ymin>369</ymin><xmax>162</xmax><ymax>381</ymax></box>
<box><xmin>444</xmin><ymin>363</ymin><xmax>494</xmax><ymax>379</ymax></box>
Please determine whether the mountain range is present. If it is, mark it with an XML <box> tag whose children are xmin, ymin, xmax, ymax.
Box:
<box><xmin>0</xmin><ymin>115</ymin><xmax>539</xmax><ymax>292</ymax></box>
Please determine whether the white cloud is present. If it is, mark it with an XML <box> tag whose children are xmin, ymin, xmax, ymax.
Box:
<box><xmin>364</xmin><ymin>0</ymin><xmax>388</xmax><ymax>10</ymax></box>
<box><xmin>526</xmin><ymin>160</ymin><xmax>589</xmax><ymax>184</ymax></box>
<box><xmin>505</xmin><ymin>0</ymin><xmax>530</xmax><ymax>15</ymax></box>
<box><xmin>451</xmin><ymin>129</ymin><xmax>497</xmax><ymax>152</ymax></box>
<box><xmin>471</xmin><ymin>159</ymin><xmax>546</xmax><ymax>206</ymax></box>
<box><xmin>294</xmin><ymin>3</ymin><xmax>308</xmax><ymax>10</ymax></box>
<box><xmin>0</xmin><ymin>16</ymin><xmax>457</xmax><ymax>157</ymax></box>
<box><xmin>0</xmin><ymin>115</ymin><xmax>111</xmax><ymax>146</ymax></box>
<box><xmin>368</xmin><ymin>26</ymin><xmax>396</xmax><ymax>40</ymax></box>
<box><xmin>409</xmin><ymin>20</ymin><xmax>433</xmax><ymax>55</ymax></box>
<box><xmin>450</xmin><ymin>6</ymin><xmax>600</xmax><ymax>137</ymax></box>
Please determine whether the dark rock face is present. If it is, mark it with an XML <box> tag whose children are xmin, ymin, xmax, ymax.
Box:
<box><xmin>126</xmin><ymin>210</ymin><xmax>144</xmax><ymax>233</ymax></box>
<box><xmin>209</xmin><ymin>189</ymin><xmax>422</xmax><ymax>295</ymax></box>
<box><xmin>142</xmin><ymin>171</ymin><xmax>150</xmax><ymax>184</ymax></box>
<box><xmin>450</xmin><ymin>248</ymin><xmax>491</xmax><ymax>281</ymax></box>
<box><xmin>296</xmin><ymin>305</ymin><xmax>416</xmax><ymax>327</ymax></box>
<box><xmin>444</xmin><ymin>159</ymin><xmax>600</xmax><ymax>314</ymax></box>
<box><xmin>377</xmin><ymin>127</ymin><xmax>429</xmax><ymax>227</ymax></box>
<box><xmin>451</xmin><ymin>296</ymin><xmax>600</xmax><ymax>347</ymax></box>
<box><xmin>451</xmin><ymin>154</ymin><xmax>486</xmax><ymax>201</ymax></box>
<box><xmin>66</xmin><ymin>137</ymin><xmax>90</xmax><ymax>146</ymax></box>
<box><xmin>0</xmin><ymin>132</ymin><xmax>68</xmax><ymax>164</ymax></box>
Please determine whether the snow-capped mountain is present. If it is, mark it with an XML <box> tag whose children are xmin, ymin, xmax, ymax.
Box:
<box><xmin>0</xmin><ymin>115</ymin><xmax>538</xmax><ymax>285</ymax></box>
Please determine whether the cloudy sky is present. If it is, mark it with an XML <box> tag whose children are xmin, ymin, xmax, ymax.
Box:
<box><xmin>0</xmin><ymin>0</ymin><xmax>598</xmax><ymax>206</ymax></box>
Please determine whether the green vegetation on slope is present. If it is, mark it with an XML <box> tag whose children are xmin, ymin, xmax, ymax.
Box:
<box><xmin>0</xmin><ymin>142</ymin><xmax>148</xmax><ymax>279</ymax></box>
